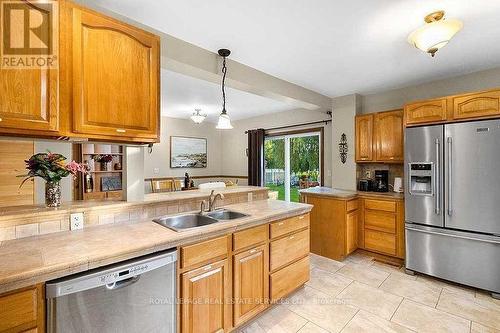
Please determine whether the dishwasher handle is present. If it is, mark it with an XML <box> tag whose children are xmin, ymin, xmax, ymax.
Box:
<box><xmin>106</xmin><ymin>275</ymin><xmax>140</xmax><ymax>291</ymax></box>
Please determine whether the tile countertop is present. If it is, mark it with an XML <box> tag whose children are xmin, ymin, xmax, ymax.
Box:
<box><xmin>0</xmin><ymin>199</ymin><xmax>311</xmax><ymax>294</ymax></box>
<box><xmin>0</xmin><ymin>186</ymin><xmax>266</xmax><ymax>217</ymax></box>
<box><xmin>299</xmin><ymin>187</ymin><xmax>404</xmax><ymax>200</ymax></box>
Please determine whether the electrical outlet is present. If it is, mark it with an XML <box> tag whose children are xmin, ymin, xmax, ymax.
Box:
<box><xmin>70</xmin><ymin>213</ymin><xmax>84</xmax><ymax>230</ymax></box>
<box><xmin>153</xmin><ymin>168</ymin><xmax>160</xmax><ymax>174</ymax></box>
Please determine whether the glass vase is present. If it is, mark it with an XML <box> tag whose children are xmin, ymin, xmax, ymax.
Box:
<box><xmin>45</xmin><ymin>181</ymin><xmax>61</xmax><ymax>207</ymax></box>
<box><xmin>101</xmin><ymin>161</ymin><xmax>109</xmax><ymax>171</ymax></box>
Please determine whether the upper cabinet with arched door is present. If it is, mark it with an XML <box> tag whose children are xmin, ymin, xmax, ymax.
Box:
<box><xmin>68</xmin><ymin>3</ymin><xmax>160</xmax><ymax>142</ymax></box>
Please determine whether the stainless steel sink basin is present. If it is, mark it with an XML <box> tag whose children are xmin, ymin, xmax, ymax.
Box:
<box><xmin>206</xmin><ymin>209</ymin><xmax>249</xmax><ymax>220</ymax></box>
<box><xmin>153</xmin><ymin>214</ymin><xmax>219</xmax><ymax>232</ymax></box>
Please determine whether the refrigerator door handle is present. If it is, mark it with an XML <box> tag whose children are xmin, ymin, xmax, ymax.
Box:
<box><xmin>435</xmin><ymin>138</ymin><xmax>440</xmax><ymax>215</ymax></box>
<box><xmin>447</xmin><ymin>137</ymin><xmax>453</xmax><ymax>216</ymax></box>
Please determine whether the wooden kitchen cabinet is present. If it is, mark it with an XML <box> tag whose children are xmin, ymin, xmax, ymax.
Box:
<box><xmin>0</xmin><ymin>284</ymin><xmax>45</xmax><ymax>333</ymax></box>
<box><xmin>374</xmin><ymin>110</ymin><xmax>404</xmax><ymax>162</ymax></box>
<box><xmin>69</xmin><ymin>4</ymin><xmax>160</xmax><ymax>141</ymax></box>
<box><xmin>452</xmin><ymin>90</ymin><xmax>500</xmax><ymax>120</ymax></box>
<box><xmin>404</xmin><ymin>98</ymin><xmax>448</xmax><ymax>126</ymax></box>
<box><xmin>355</xmin><ymin>110</ymin><xmax>403</xmax><ymax>163</ymax></box>
<box><xmin>180</xmin><ymin>259</ymin><xmax>231</xmax><ymax>333</ymax></box>
<box><xmin>355</xmin><ymin>114</ymin><xmax>374</xmax><ymax>162</ymax></box>
<box><xmin>304</xmin><ymin>195</ymin><xmax>358</xmax><ymax>261</ymax></box>
<box><xmin>0</xmin><ymin>67</ymin><xmax>58</xmax><ymax>136</ymax></box>
<box><xmin>358</xmin><ymin>197</ymin><xmax>405</xmax><ymax>259</ymax></box>
<box><xmin>233</xmin><ymin>244</ymin><xmax>268</xmax><ymax>326</ymax></box>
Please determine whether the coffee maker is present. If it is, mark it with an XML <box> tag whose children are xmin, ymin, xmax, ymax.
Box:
<box><xmin>373</xmin><ymin>170</ymin><xmax>389</xmax><ymax>192</ymax></box>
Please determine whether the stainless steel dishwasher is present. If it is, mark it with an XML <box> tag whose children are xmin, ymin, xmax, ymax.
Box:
<box><xmin>46</xmin><ymin>250</ymin><xmax>177</xmax><ymax>333</ymax></box>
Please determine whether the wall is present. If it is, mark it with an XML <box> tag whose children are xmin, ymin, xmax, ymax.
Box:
<box><xmin>361</xmin><ymin>67</ymin><xmax>500</xmax><ymax>114</ymax></box>
<box><xmin>220</xmin><ymin>109</ymin><xmax>333</xmax><ymax>187</ymax></box>
<box><xmin>331</xmin><ymin>94</ymin><xmax>360</xmax><ymax>190</ymax></box>
<box><xmin>144</xmin><ymin>116</ymin><xmax>223</xmax><ymax>179</ymax></box>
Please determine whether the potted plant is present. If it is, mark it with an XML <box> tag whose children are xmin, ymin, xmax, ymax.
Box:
<box><xmin>19</xmin><ymin>152</ymin><xmax>86</xmax><ymax>207</ymax></box>
<box><xmin>93</xmin><ymin>154</ymin><xmax>113</xmax><ymax>171</ymax></box>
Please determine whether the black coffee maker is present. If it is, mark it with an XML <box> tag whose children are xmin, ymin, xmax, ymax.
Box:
<box><xmin>373</xmin><ymin>170</ymin><xmax>389</xmax><ymax>192</ymax></box>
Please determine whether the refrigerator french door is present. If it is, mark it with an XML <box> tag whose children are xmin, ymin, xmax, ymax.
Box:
<box><xmin>405</xmin><ymin>119</ymin><xmax>500</xmax><ymax>297</ymax></box>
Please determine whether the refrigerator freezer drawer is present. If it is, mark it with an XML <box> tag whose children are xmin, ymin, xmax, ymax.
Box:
<box><xmin>406</xmin><ymin>224</ymin><xmax>500</xmax><ymax>293</ymax></box>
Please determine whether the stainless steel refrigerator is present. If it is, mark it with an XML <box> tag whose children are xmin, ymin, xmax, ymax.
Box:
<box><xmin>405</xmin><ymin>119</ymin><xmax>500</xmax><ymax>298</ymax></box>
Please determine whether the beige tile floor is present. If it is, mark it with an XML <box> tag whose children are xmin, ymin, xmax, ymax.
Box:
<box><xmin>238</xmin><ymin>252</ymin><xmax>500</xmax><ymax>333</ymax></box>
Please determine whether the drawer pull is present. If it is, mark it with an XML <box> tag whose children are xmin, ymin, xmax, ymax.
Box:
<box><xmin>278</xmin><ymin>222</ymin><xmax>284</xmax><ymax>226</ymax></box>
<box><xmin>116</xmin><ymin>128</ymin><xmax>126</xmax><ymax>133</ymax></box>
<box><xmin>298</xmin><ymin>216</ymin><xmax>305</xmax><ymax>220</ymax></box>
<box><xmin>203</xmin><ymin>265</ymin><xmax>212</xmax><ymax>271</ymax></box>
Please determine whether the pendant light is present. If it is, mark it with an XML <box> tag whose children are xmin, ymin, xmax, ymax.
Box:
<box><xmin>190</xmin><ymin>108</ymin><xmax>206</xmax><ymax>124</ymax></box>
<box><xmin>216</xmin><ymin>49</ymin><xmax>233</xmax><ymax>129</ymax></box>
<box><xmin>408</xmin><ymin>11</ymin><xmax>463</xmax><ymax>57</ymax></box>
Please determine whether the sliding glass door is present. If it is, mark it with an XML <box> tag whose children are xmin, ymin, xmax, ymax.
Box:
<box><xmin>264</xmin><ymin>130</ymin><xmax>322</xmax><ymax>202</ymax></box>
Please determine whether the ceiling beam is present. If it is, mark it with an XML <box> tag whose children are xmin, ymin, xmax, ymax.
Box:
<box><xmin>75</xmin><ymin>0</ymin><xmax>333</xmax><ymax>111</ymax></box>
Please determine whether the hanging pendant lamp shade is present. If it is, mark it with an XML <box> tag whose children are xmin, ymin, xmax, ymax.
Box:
<box><xmin>216</xmin><ymin>49</ymin><xmax>233</xmax><ymax>129</ymax></box>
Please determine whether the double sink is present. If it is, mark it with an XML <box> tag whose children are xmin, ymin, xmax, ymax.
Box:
<box><xmin>153</xmin><ymin>209</ymin><xmax>249</xmax><ymax>232</ymax></box>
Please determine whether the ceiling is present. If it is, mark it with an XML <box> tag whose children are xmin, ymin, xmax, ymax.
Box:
<box><xmin>161</xmin><ymin>70</ymin><xmax>293</xmax><ymax>122</ymax></box>
<box><xmin>92</xmin><ymin>0</ymin><xmax>500</xmax><ymax>97</ymax></box>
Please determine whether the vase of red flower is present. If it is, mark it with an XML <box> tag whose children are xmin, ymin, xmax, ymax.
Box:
<box><xmin>93</xmin><ymin>154</ymin><xmax>113</xmax><ymax>171</ymax></box>
<box><xmin>19</xmin><ymin>152</ymin><xmax>86</xmax><ymax>207</ymax></box>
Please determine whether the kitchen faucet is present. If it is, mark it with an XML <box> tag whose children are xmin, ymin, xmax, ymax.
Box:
<box><xmin>200</xmin><ymin>190</ymin><xmax>224</xmax><ymax>213</ymax></box>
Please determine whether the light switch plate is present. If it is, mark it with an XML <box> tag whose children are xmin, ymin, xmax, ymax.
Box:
<box><xmin>70</xmin><ymin>212</ymin><xmax>84</xmax><ymax>230</ymax></box>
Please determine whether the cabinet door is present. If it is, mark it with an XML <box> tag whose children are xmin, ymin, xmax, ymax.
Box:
<box><xmin>404</xmin><ymin>98</ymin><xmax>448</xmax><ymax>126</ymax></box>
<box><xmin>452</xmin><ymin>90</ymin><xmax>500</xmax><ymax>120</ymax></box>
<box><xmin>374</xmin><ymin>110</ymin><xmax>403</xmax><ymax>162</ymax></box>
<box><xmin>71</xmin><ymin>6</ymin><xmax>159</xmax><ymax>140</ymax></box>
<box><xmin>355</xmin><ymin>114</ymin><xmax>374</xmax><ymax>162</ymax></box>
<box><xmin>181</xmin><ymin>259</ymin><xmax>231</xmax><ymax>333</ymax></box>
<box><xmin>0</xmin><ymin>68</ymin><xmax>58</xmax><ymax>134</ymax></box>
<box><xmin>346</xmin><ymin>210</ymin><xmax>358</xmax><ymax>255</ymax></box>
<box><xmin>233</xmin><ymin>245</ymin><xmax>268</xmax><ymax>326</ymax></box>
<box><xmin>0</xmin><ymin>284</ymin><xmax>44</xmax><ymax>333</ymax></box>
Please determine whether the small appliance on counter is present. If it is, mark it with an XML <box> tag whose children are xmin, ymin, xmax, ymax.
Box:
<box><xmin>358</xmin><ymin>179</ymin><xmax>373</xmax><ymax>192</ymax></box>
<box><xmin>393</xmin><ymin>177</ymin><xmax>404</xmax><ymax>193</ymax></box>
<box><xmin>373</xmin><ymin>170</ymin><xmax>389</xmax><ymax>192</ymax></box>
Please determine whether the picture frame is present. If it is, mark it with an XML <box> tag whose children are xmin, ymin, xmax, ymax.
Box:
<box><xmin>101</xmin><ymin>176</ymin><xmax>122</xmax><ymax>192</ymax></box>
<box><xmin>170</xmin><ymin>136</ymin><xmax>207</xmax><ymax>168</ymax></box>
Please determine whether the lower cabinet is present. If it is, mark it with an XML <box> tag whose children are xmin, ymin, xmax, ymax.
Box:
<box><xmin>233</xmin><ymin>244</ymin><xmax>268</xmax><ymax>326</ymax></box>
<box><xmin>0</xmin><ymin>284</ymin><xmax>45</xmax><ymax>333</ymax></box>
<box><xmin>178</xmin><ymin>214</ymin><xmax>310</xmax><ymax>332</ymax></box>
<box><xmin>180</xmin><ymin>259</ymin><xmax>231</xmax><ymax>333</ymax></box>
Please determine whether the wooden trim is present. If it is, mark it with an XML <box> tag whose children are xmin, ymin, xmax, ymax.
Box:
<box><xmin>145</xmin><ymin>175</ymin><xmax>249</xmax><ymax>182</ymax></box>
<box><xmin>265</xmin><ymin>127</ymin><xmax>325</xmax><ymax>186</ymax></box>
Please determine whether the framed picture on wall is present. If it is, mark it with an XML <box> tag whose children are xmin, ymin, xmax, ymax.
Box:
<box><xmin>170</xmin><ymin>136</ymin><xmax>207</xmax><ymax>168</ymax></box>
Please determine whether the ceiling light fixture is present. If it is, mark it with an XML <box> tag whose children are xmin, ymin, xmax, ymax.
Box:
<box><xmin>190</xmin><ymin>108</ymin><xmax>206</xmax><ymax>124</ymax></box>
<box><xmin>216</xmin><ymin>49</ymin><xmax>233</xmax><ymax>129</ymax></box>
<box><xmin>408</xmin><ymin>11</ymin><xmax>463</xmax><ymax>57</ymax></box>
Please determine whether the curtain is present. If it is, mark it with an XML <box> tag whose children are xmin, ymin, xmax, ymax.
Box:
<box><xmin>247</xmin><ymin>129</ymin><xmax>265</xmax><ymax>186</ymax></box>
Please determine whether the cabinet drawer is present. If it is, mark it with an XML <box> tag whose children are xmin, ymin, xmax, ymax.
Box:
<box><xmin>346</xmin><ymin>199</ymin><xmax>358</xmax><ymax>212</ymax></box>
<box><xmin>270</xmin><ymin>214</ymin><xmax>309</xmax><ymax>239</ymax></box>
<box><xmin>0</xmin><ymin>285</ymin><xmax>42</xmax><ymax>332</ymax></box>
<box><xmin>364</xmin><ymin>210</ymin><xmax>396</xmax><ymax>233</ymax></box>
<box><xmin>364</xmin><ymin>229</ymin><xmax>396</xmax><ymax>256</ymax></box>
<box><xmin>233</xmin><ymin>224</ymin><xmax>268</xmax><ymax>252</ymax></box>
<box><xmin>270</xmin><ymin>229</ymin><xmax>309</xmax><ymax>271</ymax></box>
<box><xmin>270</xmin><ymin>256</ymin><xmax>310</xmax><ymax>300</ymax></box>
<box><xmin>181</xmin><ymin>236</ymin><xmax>228</xmax><ymax>268</ymax></box>
<box><xmin>364</xmin><ymin>199</ymin><xmax>396</xmax><ymax>212</ymax></box>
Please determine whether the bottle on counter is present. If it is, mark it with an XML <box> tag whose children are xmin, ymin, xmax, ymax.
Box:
<box><xmin>184</xmin><ymin>172</ymin><xmax>190</xmax><ymax>189</ymax></box>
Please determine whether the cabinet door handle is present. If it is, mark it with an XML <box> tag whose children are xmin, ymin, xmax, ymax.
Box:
<box><xmin>116</xmin><ymin>129</ymin><xmax>126</xmax><ymax>133</ymax></box>
<box><xmin>0</xmin><ymin>117</ymin><xmax>2</xmax><ymax>122</ymax></box>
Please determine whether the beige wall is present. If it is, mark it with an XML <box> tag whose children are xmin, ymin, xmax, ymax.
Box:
<box><xmin>331</xmin><ymin>94</ymin><xmax>360</xmax><ymax>190</ymax></box>
<box><xmin>221</xmin><ymin>109</ymin><xmax>333</xmax><ymax>187</ymax></box>
<box><xmin>144</xmin><ymin>116</ymin><xmax>223</xmax><ymax>179</ymax></box>
<box><xmin>361</xmin><ymin>67</ymin><xmax>500</xmax><ymax>114</ymax></box>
